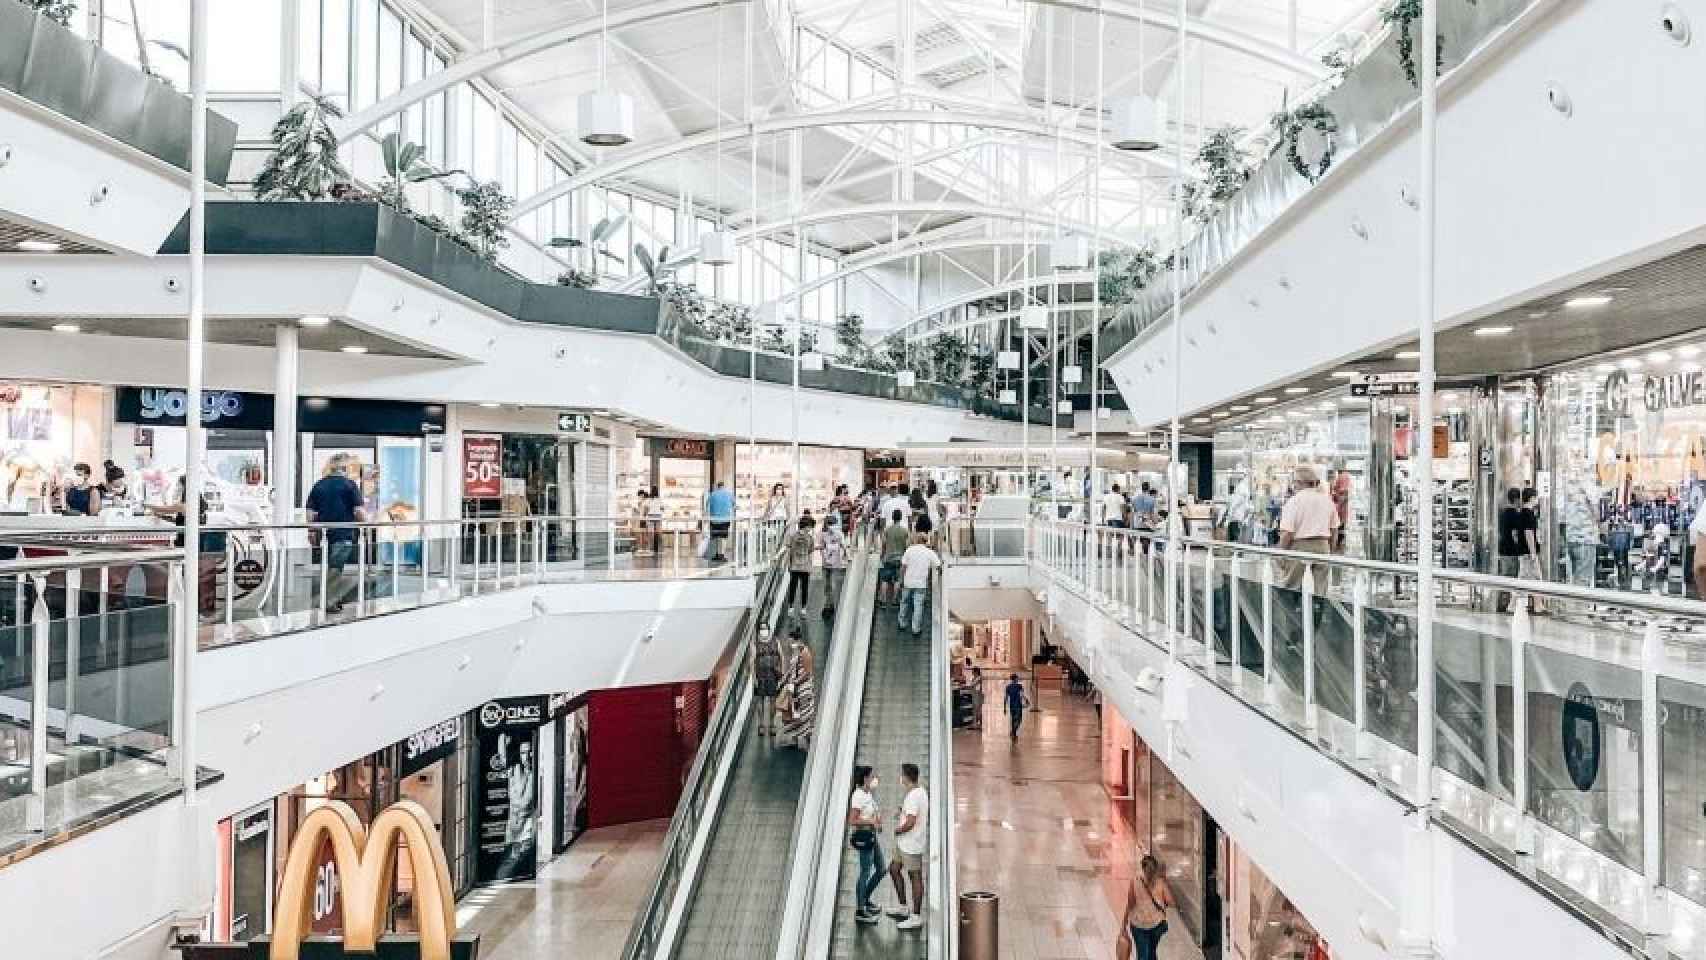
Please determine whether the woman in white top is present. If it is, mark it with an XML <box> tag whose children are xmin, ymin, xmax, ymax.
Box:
<box><xmin>847</xmin><ymin>765</ymin><xmax>886</xmax><ymax>922</ymax></box>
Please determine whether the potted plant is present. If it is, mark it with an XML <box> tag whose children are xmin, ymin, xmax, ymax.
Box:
<box><xmin>376</xmin><ymin>132</ymin><xmax>464</xmax><ymax>213</ymax></box>
<box><xmin>253</xmin><ymin>94</ymin><xmax>351</xmax><ymax>201</ymax></box>
<box><xmin>455</xmin><ymin>180</ymin><xmax>513</xmax><ymax>262</ymax></box>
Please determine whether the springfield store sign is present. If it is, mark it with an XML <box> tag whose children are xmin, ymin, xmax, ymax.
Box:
<box><xmin>401</xmin><ymin>715</ymin><xmax>464</xmax><ymax>775</ymax></box>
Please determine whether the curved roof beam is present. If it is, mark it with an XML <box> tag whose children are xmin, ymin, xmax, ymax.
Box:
<box><xmin>510</xmin><ymin>108</ymin><xmax>1177</xmax><ymax>221</ymax></box>
<box><xmin>1024</xmin><ymin>0</ymin><xmax>1330</xmax><ymax>82</ymax></box>
<box><xmin>775</xmin><ymin>232</ymin><xmax>1044</xmax><ymax>300</ymax></box>
<box><xmin>899</xmin><ymin>272</ymin><xmax>1096</xmax><ymax>340</ymax></box>
<box><xmin>331</xmin><ymin>0</ymin><xmax>748</xmax><ymax>143</ymax></box>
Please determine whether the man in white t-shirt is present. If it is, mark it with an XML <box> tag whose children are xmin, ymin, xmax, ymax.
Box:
<box><xmin>1101</xmin><ymin>483</ymin><xmax>1128</xmax><ymax>527</ymax></box>
<box><xmin>898</xmin><ymin>535</ymin><xmax>941</xmax><ymax>636</ymax></box>
<box><xmin>878</xmin><ymin>486</ymin><xmax>910</xmax><ymax>533</ymax></box>
<box><xmin>885</xmin><ymin>762</ymin><xmax>929</xmax><ymax>930</ymax></box>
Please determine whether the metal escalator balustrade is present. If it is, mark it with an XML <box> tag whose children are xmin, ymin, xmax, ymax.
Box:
<box><xmin>1030</xmin><ymin>516</ymin><xmax>1706</xmax><ymax>953</ymax></box>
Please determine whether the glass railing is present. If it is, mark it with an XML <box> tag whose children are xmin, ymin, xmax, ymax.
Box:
<box><xmin>621</xmin><ymin>548</ymin><xmax>791</xmax><ymax>960</ymax></box>
<box><xmin>0</xmin><ymin>548</ymin><xmax>187</xmax><ymax>859</ymax></box>
<box><xmin>942</xmin><ymin>516</ymin><xmax>1027</xmax><ymax>563</ymax></box>
<box><xmin>1031</xmin><ymin>518</ymin><xmax>1706</xmax><ymax>953</ymax></box>
<box><xmin>1</xmin><ymin>516</ymin><xmax>786</xmax><ymax>650</ymax></box>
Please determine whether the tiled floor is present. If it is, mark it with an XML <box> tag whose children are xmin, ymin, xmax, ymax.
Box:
<box><xmin>954</xmin><ymin>680</ymin><xmax>1203</xmax><ymax>960</ymax></box>
<box><xmin>455</xmin><ymin>818</ymin><xmax>669</xmax><ymax>959</ymax></box>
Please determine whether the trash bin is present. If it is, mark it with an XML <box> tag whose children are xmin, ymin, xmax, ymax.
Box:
<box><xmin>958</xmin><ymin>890</ymin><xmax>999</xmax><ymax>960</ymax></box>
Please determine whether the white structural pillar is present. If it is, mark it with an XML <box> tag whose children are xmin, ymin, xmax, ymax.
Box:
<box><xmin>178</xmin><ymin>0</ymin><xmax>207</xmax><ymax>806</ymax></box>
<box><xmin>273</xmin><ymin>323</ymin><xmax>299</xmax><ymax>525</ymax></box>
<box><xmin>1403</xmin><ymin>0</ymin><xmax>1440</xmax><ymax>956</ymax></box>
<box><xmin>1166</xmin><ymin>0</ymin><xmax>1186</xmax><ymax>665</ymax></box>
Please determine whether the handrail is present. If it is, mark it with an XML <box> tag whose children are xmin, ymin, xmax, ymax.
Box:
<box><xmin>777</xmin><ymin>551</ymin><xmax>878</xmax><ymax>959</ymax></box>
<box><xmin>0</xmin><ymin>548</ymin><xmax>184</xmax><ymax>574</ymax></box>
<box><xmin>619</xmin><ymin>546</ymin><xmax>791</xmax><ymax>960</ymax></box>
<box><xmin>926</xmin><ymin>562</ymin><xmax>956</xmax><ymax>959</ymax></box>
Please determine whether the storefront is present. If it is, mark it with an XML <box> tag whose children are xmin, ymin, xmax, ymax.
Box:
<box><xmin>1214</xmin><ymin>407</ymin><xmax>1370</xmax><ymax>553</ymax></box>
<box><xmin>214</xmin><ymin>711</ymin><xmax>476</xmax><ymax>942</ymax></box>
<box><xmin>551</xmin><ymin>698</ymin><xmax>591</xmax><ymax>855</ymax></box>
<box><xmin>734</xmin><ymin>442</ymin><xmax>863</xmax><ymax>518</ymax></box>
<box><xmin>900</xmin><ymin>443</ymin><xmax>1159</xmax><ymax>517</ymax></box>
<box><xmin>111</xmin><ymin>387</ymin><xmax>445</xmax><ymax>523</ymax></box>
<box><xmin>0</xmin><ymin>380</ymin><xmax>109</xmax><ymax>513</ymax></box>
<box><xmin>864</xmin><ymin>449</ymin><xmax>906</xmax><ymax>491</ymax></box>
<box><xmin>615</xmin><ymin>436</ymin><xmax>717</xmax><ymax>526</ymax></box>
<box><xmin>948</xmin><ymin>616</ymin><xmax>1035</xmax><ymax>671</ymax></box>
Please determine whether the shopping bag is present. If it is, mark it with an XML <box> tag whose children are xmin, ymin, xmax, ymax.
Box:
<box><xmin>697</xmin><ymin>528</ymin><xmax>712</xmax><ymax>559</ymax></box>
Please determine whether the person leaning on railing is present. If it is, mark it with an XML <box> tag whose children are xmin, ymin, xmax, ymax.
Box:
<box><xmin>304</xmin><ymin>453</ymin><xmax>368</xmax><ymax>615</ymax></box>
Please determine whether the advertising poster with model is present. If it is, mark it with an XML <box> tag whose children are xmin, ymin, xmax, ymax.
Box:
<box><xmin>475</xmin><ymin>697</ymin><xmax>547</xmax><ymax>884</ymax></box>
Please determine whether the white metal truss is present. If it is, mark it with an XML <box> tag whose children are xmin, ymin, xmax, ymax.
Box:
<box><xmin>1024</xmin><ymin>0</ymin><xmax>1329</xmax><ymax>81</ymax></box>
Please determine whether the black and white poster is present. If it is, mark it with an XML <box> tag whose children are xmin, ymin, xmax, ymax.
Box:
<box><xmin>554</xmin><ymin>705</ymin><xmax>590</xmax><ymax>854</ymax></box>
<box><xmin>476</xmin><ymin>698</ymin><xmax>543</xmax><ymax>884</ymax></box>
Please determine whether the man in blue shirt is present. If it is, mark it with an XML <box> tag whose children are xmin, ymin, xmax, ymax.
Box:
<box><xmin>705</xmin><ymin>480</ymin><xmax>736</xmax><ymax>563</ymax></box>
<box><xmin>305</xmin><ymin>453</ymin><xmax>367</xmax><ymax>614</ymax></box>
<box><xmin>1130</xmin><ymin>482</ymin><xmax>1158</xmax><ymax>530</ymax></box>
<box><xmin>1004</xmin><ymin>674</ymin><xmax>1030</xmax><ymax>740</ymax></box>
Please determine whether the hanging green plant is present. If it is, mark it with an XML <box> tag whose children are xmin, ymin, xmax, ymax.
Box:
<box><xmin>1382</xmin><ymin>0</ymin><xmax>1470</xmax><ymax>88</ymax></box>
<box><xmin>1271</xmin><ymin>101</ymin><xmax>1339</xmax><ymax>183</ymax></box>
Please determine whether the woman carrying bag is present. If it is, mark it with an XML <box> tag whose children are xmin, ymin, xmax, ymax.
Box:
<box><xmin>1115</xmin><ymin>855</ymin><xmax>1174</xmax><ymax>960</ymax></box>
<box><xmin>818</xmin><ymin>515</ymin><xmax>850</xmax><ymax>618</ymax></box>
<box><xmin>847</xmin><ymin>765</ymin><xmax>887</xmax><ymax>923</ymax></box>
<box><xmin>779</xmin><ymin>627</ymin><xmax>816</xmax><ymax>749</ymax></box>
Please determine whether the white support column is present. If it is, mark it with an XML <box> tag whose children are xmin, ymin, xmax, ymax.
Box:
<box><xmin>1353</xmin><ymin>571</ymin><xmax>1370</xmax><ymax>760</ymax></box>
<box><xmin>1166</xmin><ymin>0</ymin><xmax>1187</xmax><ymax>668</ymax></box>
<box><xmin>280</xmin><ymin>0</ymin><xmax>301</xmax><ymax>107</ymax></box>
<box><xmin>273</xmin><ymin>323</ymin><xmax>299</xmax><ymax>528</ymax></box>
<box><xmin>177</xmin><ymin>0</ymin><xmax>207</xmax><ymax>806</ymax></box>
<box><xmin>790</xmin><ymin>130</ymin><xmax>804</xmax><ymax>520</ymax></box>
<box><xmin>1641</xmin><ymin>620</ymin><xmax>1670</xmax><ymax>943</ymax></box>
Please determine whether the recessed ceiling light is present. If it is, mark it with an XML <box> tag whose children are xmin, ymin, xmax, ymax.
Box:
<box><xmin>1527</xmin><ymin>311</ymin><xmax>1548</xmax><ymax>319</ymax></box>
<box><xmin>1683</xmin><ymin>362</ymin><xmax>1703</xmax><ymax>373</ymax></box>
<box><xmin>50</xmin><ymin>322</ymin><xmax>80</xmax><ymax>333</ymax></box>
<box><xmin>1649</xmin><ymin>350</ymin><xmax>1673</xmax><ymax>364</ymax></box>
<box><xmin>478</xmin><ymin>401</ymin><xmax>500</xmax><ymax>408</ymax></box>
<box><xmin>299</xmin><ymin>315</ymin><xmax>331</xmax><ymax>327</ymax></box>
<box><xmin>1595</xmin><ymin>362</ymin><xmax>1616</xmax><ymax>373</ymax></box>
<box><xmin>1680</xmin><ymin>345</ymin><xmax>1701</xmax><ymax>359</ymax></box>
<box><xmin>1599</xmin><ymin>286</ymin><xmax>1630</xmax><ymax>293</ymax></box>
<box><xmin>1330</xmin><ymin>370</ymin><xmax>1359</xmax><ymax>378</ymax></box>
<box><xmin>1619</xmin><ymin>357</ymin><xmax>1643</xmax><ymax>370</ymax></box>
<box><xmin>340</xmin><ymin>344</ymin><xmax>368</xmax><ymax>354</ymax></box>
<box><xmin>1340</xmin><ymin>396</ymin><xmax>1362</xmax><ymax>404</ymax></box>
<box><xmin>1395</xmin><ymin>350</ymin><xmax>1420</xmax><ymax>359</ymax></box>
<box><xmin>1286</xmin><ymin>411</ymin><xmax>1307</xmax><ymax>419</ymax></box>
<box><xmin>1230</xmin><ymin>405</ymin><xmax>1250</xmax><ymax>412</ymax></box>
<box><xmin>1565</xmin><ymin>295</ymin><xmax>1612</xmax><ymax>309</ymax></box>
<box><xmin>1254</xmin><ymin>396</ymin><xmax>1277</xmax><ymax>403</ymax></box>
<box><xmin>1284</xmin><ymin>387</ymin><xmax>1309</xmax><ymax>394</ymax></box>
<box><xmin>1190</xmin><ymin>416</ymin><xmax>1209</xmax><ymax>424</ymax></box>
<box><xmin>17</xmin><ymin>240</ymin><xmax>62</xmax><ymax>252</ymax></box>
<box><xmin>1475</xmin><ymin>325</ymin><xmax>1513</xmax><ymax>336</ymax></box>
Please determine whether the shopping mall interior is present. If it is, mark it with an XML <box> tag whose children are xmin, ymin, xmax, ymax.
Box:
<box><xmin>0</xmin><ymin>0</ymin><xmax>1699</xmax><ymax>957</ymax></box>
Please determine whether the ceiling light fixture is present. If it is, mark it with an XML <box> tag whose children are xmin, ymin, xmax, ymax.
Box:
<box><xmin>340</xmin><ymin>344</ymin><xmax>368</xmax><ymax>354</ymax></box>
<box><xmin>1565</xmin><ymin>295</ymin><xmax>1613</xmax><ymax>309</ymax></box>
<box><xmin>1680</xmin><ymin>345</ymin><xmax>1701</xmax><ymax>359</ymax></box>
<box><xmin>1108</xmin><ymin>95</ymin><xmax>1164</xmax><ymax>151</ymax></box>
<box><xmin>299</xmin><ymin>315</ymin><xmax>331</xmax><ymax>327</ymax></box>
<box><xmin>577</xmin><ymin>0</ymin><xmax>635</xmax><ymax>146</ymax></box>
<box><xmin>1649</xmin><ymin>350</ymin><xmax>1673</xmax><ymax>364</ymax></box>
<box><xmin>1255</xmin><ymin>396</ymin><xmax>1277</xmax><ymax>404</ymax></box>
<box><xmin>1474</xmin><ymin>325</ymin><xmax>1513</xmax><ymax>336</ymax></box>
<box><xmin>1230</xmin><ymin>405</ymin><xmax>1250</xmax><ymax>412</ymax></box>
<box><xmin>17</xmin><ymin>239</ymin><xmax>61</xmax><ymax>252</ymax></box>
<box><xmin>1395</xmin><ymin>350</ymin><xmax>1420</xmax><ymax>359</ymax></box>
<box><xmin>478</xmin><ymin>402</ymin><xmax>500</xmax><ymax>408</ymax></box>
<box><xmin>1211</xmin><ymin>411</ymin><xmax>1229</xmax><ymax>419</ymax></box>
<box><xmin>1620</xmin><ymin>357</ymin><xmax>1643</xmax><ymax>370</ymax></box>
<box><xmin>1527</xmin><ymin>311</ymin><xmax>1548</xmax><ymax>319</ymax></box>
<box><xmin>1595</xmin><ymin>362</ymin><xmax>1616</xmax><ymax>373</ymax></box>
<box><xmin>1684</xmin><ymin>362</ymin><xmax>1704</xmax><ymax>374</ymax></box>
<box><xmin>50</xmin><ymin>322</ymin><xmax>79</xmax><ymax>333</ymax></box>
<box><xmin>1284</xmin><ymin>387</ymin><xmax>1309</xmax><ymax>394</ymax></box>
<box><xmin>1330</xmin><ymin>370</ymin><xmax>1359</xmax><ymax>378</ymax></box>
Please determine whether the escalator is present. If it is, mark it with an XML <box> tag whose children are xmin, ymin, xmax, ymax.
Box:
<box><xmin>621</xmin><ymin>550</ymin><xmax>867</xmax><ymax>960</ymax></box>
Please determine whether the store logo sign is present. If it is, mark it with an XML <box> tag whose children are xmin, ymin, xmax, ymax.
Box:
<box><xmin>1603</xmin><ymin>370</ymin><xmax>1706</xmax><ymax>415</ymax></box>
<box><xmin>478</xmin><ymin>698</ymin><xmax>543</xmax><ymax>730</ymax></box>
<box><xmin>270</xmin><ymin>800</ymin><xmax>458</xmax><ymax>960</ymax></box>
<box><xmin>138</xmin><ymin>387</ymin><xmax>244</xmax><ymax>424</ymax></box>
<box><xmin>406</xmin><ymin>716</ymin><xmax>462</xmax><ymax>762</ymax></box>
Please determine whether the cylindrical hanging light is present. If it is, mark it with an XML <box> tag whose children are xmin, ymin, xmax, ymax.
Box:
<box><xmin>897</xmin><ymin>370</ymin><xmax>917</xmax><ymax>388</ymax></box>
<box><xmin>1020</xmin><ymin>304</ymin><xmax>1048</xmax><ymax>330</ymax></box>
<box><xmin>997</xmin><ymin>350</ymin><xmax>1021</xmax><ymax>370</ymax></box>
<box><xmin>1062</xmin><ymin>365</ymin><xmax>1083</xmax><ymax>384</ymax></box>
<box><xmin>580</xmin><ymin>0</ymin><xmax>634</xmax><ymax>146</ymax></box>
<box><xmin>1109</xmin><ymin>95</ymin><xmax>1164</xmax><ymax>152</ymax></box>
<box><xmin>1050</xmin><ymin>234</ymin><xmax>1091</xmax><ymax>270</ymax></box>
<box><xmin>701</xmin><ymin>230</ymin><xmax>737</xmax><ymax>265</ymax></box>
<box><xmin>999</xmin><ymin>388</ymin><xmax>1018</xmax><ymax>405</ymax></box>
<box><xmin>1056</xmin><ymin>400</ymin><xmax>1073</xmax><ymax>414</ymax></box>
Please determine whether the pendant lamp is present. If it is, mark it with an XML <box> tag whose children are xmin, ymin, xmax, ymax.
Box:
<box><xmin>580</xmin><ymin>0</ymin><xmax>634</xmax><ymax>146</ymax></box>
<box><xmin>997</xmin><ymin>350</ymin><xmax>1021</xmax><ymax>370</ymax></box>
<box><xmin>1109</xmin><ymin>95</ymin><xmax>1164</xmax><ymax>152</ymax></box>
<box><xmin>1062</xmin><ymin>365</ymin><xmax>1083</xmax><ymax>384</ymax></box>
<box><xmin>897</xmin><ymin>370</ymin><xmax>917</xmax><ymax>388</ymax></box>
<box><xmin>801</xmin><ymin>351</ymin><xmax>825</xmax><ymax>372</ymax></box>
<box><xmin>1020</xmin><ymin>305</ymin><xmax>1049</xmax><ymax>330</ymax></box>
<box><xmin>701</xmin><ymin>230</ymin><xmax>737</xmax><ymax>265</ymax></box>
<box><xmin>1050</xmin><ymin>234</ymin><xmax>1091</xmax><ymax>270</ymax></box>
<box><xmin>999</xmin><ymin>389</ymin><xmax>1018</xmax><ymax>405</ymax></box>
<box><xmin>1056</xmin><ymin>400</ymin><xmax>1073</xmax><ymax>414</ymax></box>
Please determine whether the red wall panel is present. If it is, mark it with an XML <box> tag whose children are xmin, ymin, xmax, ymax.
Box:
<box><xmin>586</xmin><ymin>681</ymin><xmax>709</xmax><ymax>827</ymax></box>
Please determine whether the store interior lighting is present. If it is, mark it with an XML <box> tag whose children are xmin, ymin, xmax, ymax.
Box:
<box><xmin>50</xmin><ymin>322</ymin><xmax>79</xmax><ymax>333</ymax></box>
<box><xmin>341</xmin><ymin>345</ymin><xmax>368</xmax><ymax>354</ymax></box>
<box><xmin>1395</xmin><ymin>350</ymin><xmax>1420</xmax><ymax>359</ymax></box>
<box><xmin>1284</xmin><ymin>387</ymin><xmax>1309</xmax><ymax>394</ymax></box>
<box><xmin>1255</xmin><ymin>396</ymin><xmax>1277</xmax><ymax>403</ymax></box>
<box><xmin>299</xmin><ymin>315</ymin><xmax>331</xmax><ymax>327</ymax></box>
<box><xmin>1475</xmin><ymin>325</ymin><xmax>1513</xmax><ymax>336</ymax></box>
<box><xmin>1565</xmin><ymin>295</ymin><xmax>1613</xmax><ymax>309</ymax></box>
<box><xmin>16</xmin><ymin>240</ymin><xmax>62</xmax><ymax>252</ymax></box>
<box><xmin>1648</xmin><ymin>350</ymin><xmax>1672</xmax><ymax>364</ymax></box>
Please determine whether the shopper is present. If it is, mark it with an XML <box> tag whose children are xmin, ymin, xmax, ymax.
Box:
<box><xmin>1004</xmin><ymin>673</ymin><xmax>1030</xmax><ymax>740</ymax></box>
<box><xmin>897</xmin><ymin>532</ymin><xmax>941</xmax><ymax>637</ymax></box>
<box><xmin>1329</xmin><ymin>466</ymin><xmax>1354</xmax><ymax>551</ymax></box>
<box><xmin>878</xmin><ymin>485</ymin><xmax>909</xmax><ymax>534</ymax></box>
<box><xmin>886</xmin><ymin>762</ymin><xmax>929</xmax><ymax>930</ymax></box>
<box><xmin>304</xmin><ymin>453</ymin><xmax>367</xmax><ymax>615</ymax></box>
<box><xmin>819</xmin><ymin>515</ymin><xmax>850</xmax><ymax>617</ymax></box>
<box><xmin>780</xmin><ymin>627</ymin><xmax>817</xmax><ymax>748</ymax></box>
<box><xmin>908</xmin><ymin>485</ymin><xmax>928</xmax><ymax>526</ymax></box>
<box><xmin>753</xmin><ymin>623</ymin><xmax>783</xmax><ymax>737</ymax></box>
<box><xmin>633</xmin><ymin>489</ymin><xmax>652</xmax><ymax>556</ymax></box>
<box><xmin>62</xmin><ymin>462</ymin><xmax>101</xmax><ymax>516</ymax></box>
<box><xmin>1102</xmin><ymin>483</ymin><xmax>1127</xmax><ymax>528</ymax></box>
<box><xmin>99</xmin><ymin>462</ymin><xmax>129</xmax><ymax>502</ymax></box>
<box><xmin>1495</xmin><ymin>487</ymin><xmax>1525</xmax><ymax>613</ymax></box>
<box><xmin>1276</xmin><ymin>465</ymin><xmax>1339</xmax><ymax>591</ymax></box>
<box><xmin>1519</xmin><ymin>487</ymin><xmax>1548</xmax><ymax>611</ymax></box>
<box><xmin>704</xmin><ymin>480</ymin><xmax>736</xmax><ymax>563</ymax></box>
<box><xmin>763</xmin><ymin>482</ymin><xmax>789</xmax><ymax>523</ymax></box>
<box><xmin>829</xmin><ymin>483</ymin><xmax>857</xmax><ymax>538</ymax></box>
<box><xmin>146</xmin><ymin>475</ymin><xmax>224</xmax><ymax>619</ymax></box>
<box><xmin>1224</xmin><ymin>480</ymin><xmax>1253</xmax><ymax>544</ymax></box>
<box><xmin>878</xmin><ymin>508</ymin><xmax>910</xmax><ymax>605</ymax></box>
<box><xmin>1131</xmin><ymin>482</ymin><xmax>1158</xmax><ymax>531</ymax></box>
<box><xmin>784</xmin><ymin>514</ymin><xmax>817</xmax><ymax>615</ymax></box>
<box><xmin>1117</xmin><ymin>854</ymin><xmax>1175</xmax><ymax>960</ymax></box>
<box><xmin>646</xmin><ymin>485</ymin><xmax>664</xmax><ymax>556</ymax></box>
<box><xmin>848</xmin><ymin>765</ymin><xmax>887</xmax><ymax>923</ymax></box>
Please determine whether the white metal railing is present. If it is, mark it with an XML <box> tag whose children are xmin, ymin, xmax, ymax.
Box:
<box><xmin>1030</xmin><ymin>516</ymin><xmax>1706</xmax><ymax>954</ymax></box>
<box><xmin>926</xmin><ymin>561</ymin><xmax>955</xmax><ymax>959</ymax></box>
<box><xmin>0</xmin><ymin>548</ymin><xmax>185</xmax><ymax>858</ymax></box>
<box><xmin>0</xmin><ymin>515</ymin><xmax>786</xmax><ymax>650</ymax></box>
